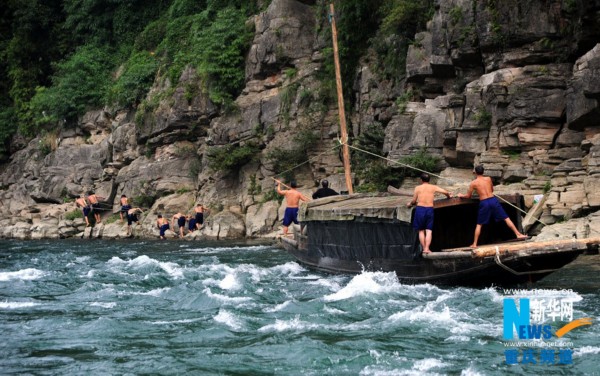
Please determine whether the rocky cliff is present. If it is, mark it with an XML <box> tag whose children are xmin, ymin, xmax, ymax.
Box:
<box><xmin>1</xmin><ymin>0</ymin><xmax>599</xmax><ymax>241</ymax></box>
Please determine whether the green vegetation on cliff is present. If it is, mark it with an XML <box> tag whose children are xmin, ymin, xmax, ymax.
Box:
<box><xmin>0</xmin><ymin>0</ymin><xmax>259</xmax><ymax>160</ymax></box>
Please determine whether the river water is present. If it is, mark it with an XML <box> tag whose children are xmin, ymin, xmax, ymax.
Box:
<box><xmin>0</xmin><ymin>239</ymin><xmax>598</xmax><ymax>375</ymax></box>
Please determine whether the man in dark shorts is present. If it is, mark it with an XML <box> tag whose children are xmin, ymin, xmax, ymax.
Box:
<box><xmin>458</xmin><ymin>165</ymin><xmax>527</xmax><ymax>247</ymax></box>
<box><xmin>276</xmin><ymin>180</ymin><xmax>309</xmax><ymax>236</ymax></box>
<box><xmin>126</xmin><ymin>207</ymin><xmax>143</xmax><ymax>236</ymax></box>
<box><xmin>194</xmin><ymin>204</ymin><xmax>204</xmax><ymax>230</ymax></box>
<box><xmin>120</xmin><ymin>195</ymin><xmax>132</xmax><ymax>223</ymax></box>
<box><xmin>187</xmin><ymin>215</ymin><xmax>197</xmax><ymax>233</ymax></box>
<box><xmin>87</xmin><ymin>191</ymin><xmax>102</xmax><ymax>224</ymax></box>
<box><xmin>76</xmin><ymin>194</ymin><xmax>91</xmax><ymax>227</ymax></box>
<box><xmin>156</xmin><ymin>215</ymin><xmax>169</xmax><ymax>240</ymax></box>
<box><xmin>407</xmin><ymin>173</ymin><xmax>452</xmax><ymax>254</ymax></box>
<box><xmin>172</xmin><ymin>212</ymin><xmax>186</xmax><ymax>237</ymax></box>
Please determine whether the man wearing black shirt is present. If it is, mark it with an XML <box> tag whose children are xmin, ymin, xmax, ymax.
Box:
<box><xmin>312</xmin><ymin>180</ymin><xmax>339</xmax><ymax>199</ymax></box>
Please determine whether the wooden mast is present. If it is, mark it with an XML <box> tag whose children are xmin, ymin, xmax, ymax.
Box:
<box><xmin>329</xmin><ymin>3</ymin><xmax>354</xmax><ymax>194</ymax></box>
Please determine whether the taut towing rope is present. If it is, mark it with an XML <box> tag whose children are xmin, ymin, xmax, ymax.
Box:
<box><xmin>336</xmin><ymin>138</ymin><xmax>577</xmax><ymax>236</ymax></box>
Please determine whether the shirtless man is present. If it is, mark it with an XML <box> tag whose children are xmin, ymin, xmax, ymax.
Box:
<box><xmin>119</xmin><ymin>195</ymin><xmax>131</xmax><ymax>223</ymax></box>
<box><xmin>458</xmin><ymin>165</ymin><xmax>527</xmax><ymax>247</ymax></box>
<box><xmin>156</xmin><ymin>214</ymin><xmax>169</xmax><ymax>240</ymax></box>
<box><xmin>76</xmin><ymin>194</ymin><xmax>91</xmax><ymax>227</ymax></box>
<box><xmin>193</xmin><ymin>204</ymin><xmax>204</xmax><ymax>230</ymax></box>
<box><xmin>87</xmin><ymin>191</ymin><xmax>102</xmax><ymax>224</ymax></box>
<box><xmin>126</xmin><ymin>207</ymin><xmax>143</xmax><ymax>236</ymax></box>
<box><xmin>172</xmin><ymin>212</ymin><xmax>186</xmax><ymax>237</ymax></box>
<box><xmin>276</xmin><ymin>179</ymin><xmax>309</xmax><ymax>236</ymax></box>
<box><xmin>407</xmin><ymin>173</ymin><xmax>452</xmax><ymax>254</ymax></box>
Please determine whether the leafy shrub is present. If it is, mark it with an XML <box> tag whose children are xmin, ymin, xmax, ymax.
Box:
<box><xmin>267</xmin><ymin>130</ymin><xmax>319</xmax><ymax>181</ymax></box>
<box><xmin>207</xmin><ymin>142</ymin><xmax>260</xmax><ymax>172</ymax></box>
<box><xmin>399</xmin><ymin>147</ymin><xmax>440</xmax><ymax>177</ymax></box>
<box><xmin>65</xmin><ymin>209</ymin><xmax>83</xmax><ymax>221</ymax></box>
<box><xmin>0</xmin><ymin>107</ymin><xmax>16</xmax><ymax>161</ymax></box>
<box><xmin>107</xmin><ymin>51</ymin><xmax>159</xmax><ymax>107</ymax></box>
<box><xmin>27</xmin><ymin>45</ymin><xmax>113</xmax><ymax>133</ymax></box>
<box><xmin>131</xmin><ymin>193</ymin><xmax>156</xmax><ymax>208</ymax></box>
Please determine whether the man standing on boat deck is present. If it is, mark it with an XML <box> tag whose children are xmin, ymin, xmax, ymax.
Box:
<box><xmin>276</xmin><ymin>179</ymin><xmax>309</xmax><ymax>236</ymax></box>
<box><xmin>458</xmin><ymin>165</ymin><xmax>527</xmax><ymax>248</ymax></box>
<box><xmin>312</xmin><ymin>179</ymin><xmax>339</xmax><ymax>199</ymax></box>
<box><xmin>407</xmin><ymin>173</ymin><xmax>452</xmax><ymax>254</ymax></box>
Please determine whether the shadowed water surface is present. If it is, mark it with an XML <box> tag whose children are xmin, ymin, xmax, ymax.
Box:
<box><xmin>0</xmin><ymin>240</ymin><xmax>598</xmax><ymax>375</ymax></box>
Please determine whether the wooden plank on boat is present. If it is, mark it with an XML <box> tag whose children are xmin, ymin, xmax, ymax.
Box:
<box><xmin>422</xmin><ymin>251</ymin><xmax>472</xmax><ymax>259</ymax></box>
<box><xmin>522</xmin><ymin>194</ymin><xmax>547</xmax><ymax>232</ymax></box>
<box><xmin>471</xmin><ymin>237</ymin><xmax>600</xmax><ymax>258</ymax></box>
<box><xmin>387</xmin><ymin>185</ymin><xmax>413</xmax><ymax>197</ymax></box>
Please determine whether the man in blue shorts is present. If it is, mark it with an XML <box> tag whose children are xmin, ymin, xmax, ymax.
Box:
<box><xmin>172</xmin><ymin>212</ymin><xmax>186</xmax><ymax>237</ymax></box>
<box><xmin>407</xmin><ymin>173</ymin><xmax>452</xmax><ymax>254</ymax></box>
<box><xmin>276</xmin><ymin>179</ymin><xmax>309</xmax><ymax>236</ymax></box>
<box><xmin>126</xmin><ymin>207</ymin><xmax>143</xmax><ymax>236</ymax></box>
<box><xmin>156</xmin><ymin>215</ymin><xmax>169</xmax><ymax>240</ymax></box>
<box><xmin>458</xmin><ymin>165</ymin><xmax>527</xmax><ymax>247</ymax></box>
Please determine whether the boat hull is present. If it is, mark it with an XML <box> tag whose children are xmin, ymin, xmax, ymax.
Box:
<box><xmin>281</xmin><ymin>236</ymin><xmax>583</xmax><ymax>287</ymax></box>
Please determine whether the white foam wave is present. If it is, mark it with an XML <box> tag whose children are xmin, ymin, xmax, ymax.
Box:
<box><xmin>90</xmin><ymin>302</ymin><xmax>116</xmax><ymax>308</ymax></box>
<box><xmin>269</xmin><ymin>262</ymin><xmax>305</xmax><ymax>275</ymax></box>
<box><xmin>265</xmin><ymin>300</ymin><xmax>292</xmax><ymax>313</ymax></box>
<box><xmin>204</xmin><ymin>288</ymin><xmax>252</xmax><ymax>304</ymax></box>
<box><xmin>0</xmin><ymin>301</ymin><xmax>40</xmax><ymax>309</ymax></box>
<box><xmin>107</xmin><ymin>255</ymin><xmax>184</xmax><ymax>279</ymax></box>
<box><xmin>218</xmin><ymin>273</ymin><xmax>241</xmax><ymax>290</ymax></box>
<box><xmin>150</xmin><ymin>318</ymin><xmax>203</xmax><ymax>325</ymax></box>
<box><xmin>445</xmin><ymin>335</ymin><xmax>470</xmax><ymax>342</ymax></box>
<box><xmin>324</xmin><ymin>306</ymin><xmax>346</xmax><ymax>315</ymax></box>
<box><xmin>0</xmin><ymin>268</ymin><xmax>46</xmax><ymax>281</ymax></box>
<box><xmin>135</xmin><ymin>287</ymin><xmax>171</xmax><ymax>297</ymax></box>
<box><xmin>413</xmin><ymin>358</ymin><xmax>448</xmax><ymax>372</ymax></box>
<box><xmin>460</xmin><ymin>366</ymin><xmax>484</xmax><ymax>376</ymax></box>
<box><xmin>214</xmin><ymin>309</ymin><xmax>243</xmax><ymax>330</ymax></box>
<box><xmin>574</xmin><ymin>346</ymin><xmax>600</xmax><ymax>356</ymax></box>
<box><xmin>323</xmin><ymin>272</ymin><xmax>401</xmax><ymax>302</ymax></box>
<box><xmin>389</xmin><ymin>305</ymin><xmax>454</xmax><ymax>325</ymax></box>
<box><xmin>258</xmin><ymin>316</ymin><xmax>320</xmax><ymax>333</ymax></box>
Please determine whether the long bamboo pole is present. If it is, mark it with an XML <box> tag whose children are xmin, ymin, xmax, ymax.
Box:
<box><xmin>472</xmin><ymin>237</ymin><xmax>600</xmax><ymax>258</ymax></box>
<box><xmin>329</xmin><ymin>3</ymin><xmax>354</xmax><ymax>194</ymax></box>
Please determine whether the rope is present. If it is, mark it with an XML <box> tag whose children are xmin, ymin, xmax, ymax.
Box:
<box><xmin>494</xmin><ymin>247</ymin><xmax>560</xmax><ymax>275</ymax></box>
<box><xmin>274</xmin><ymin>142</ymin><xmax>343</xmax><ymax>179</ymax></box>
<box><xmin>341</xmin><ymin>140</ymin><xmax>559</xmax><ymax>232</ymax></box>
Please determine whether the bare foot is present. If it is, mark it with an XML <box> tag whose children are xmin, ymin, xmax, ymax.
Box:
<box><xmin>516</xmin><ymin>234</ymin><xmax>528</xmax><ymax>239</ymax></box>
<box><xmin>422</xmin><ymin>249</ymin><xmax>432</xmax><ymax>254</ymax></box>
<box><xmin>469</xmin><ymin>244</ymin><xmax>477</xmax><ymax>248</ymax></box>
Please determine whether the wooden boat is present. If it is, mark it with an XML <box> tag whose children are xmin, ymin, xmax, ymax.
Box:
<box><xmin>280</xmin><ymin>193</ymin><xmax>600</xmax><ymax>287</ymax></box>
<box><xmin>279</xmin><ymin>3</ymin><xmax>600</xmax><ymax>287</ymax></box>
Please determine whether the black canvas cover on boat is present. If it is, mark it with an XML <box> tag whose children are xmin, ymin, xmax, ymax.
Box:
<box><xmin>307</xmin><ymin>220</ymin><xmax>420</xmax><ymax>261</ymax></box>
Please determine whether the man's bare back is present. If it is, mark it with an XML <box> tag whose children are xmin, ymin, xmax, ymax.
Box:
<box><xmin>410</xmin><ymin>183</ymin><xmax>451</xmax><ymax>207</ymax></box>
<box><xmin>462</xmin><ymin>176</ymin><xmax>494</xmax><ymax>200</ymax></box>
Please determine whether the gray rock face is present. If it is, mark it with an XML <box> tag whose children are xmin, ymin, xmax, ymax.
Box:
<box><xmin>1</xmin><ymin>1</ymin><xmax>600</xmax><ymax>241</ymax></box>
<box><xmin>567</xmin><ymin>44</ymin><xmax>600</xmax><ymax>130</ymax></box>
<box><xmin>246</xmin><ymin>0</ymin><xmax>316</xmax><ymax>80</ymax></box>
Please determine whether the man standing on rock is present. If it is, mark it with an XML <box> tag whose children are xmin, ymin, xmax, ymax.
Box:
<box><xmin>156</xmin><ymin>215</ymin><xmax>169</xmax><ymax>240</ymax></box>
<box><xmin>276</xmin><ymin>179</ymin><xmax>309</xmax><ymax>236</ymax></box>
<box><xmin>76</xmin><ymin>194</ymin><xmax>91</xmax><ymax>227</ymax></box>
<box><xmin>126</xmin><ymin>207</ymin><xmax>143</xmax><ymax>237</ymax></box>
<box><xmin>87</xmin><ymin>191</ymin><xmax>102</xmax><ymax>224</ymax></box>
<box><xmin>407</xmin><ymin>173</ymin><xmax>452</xmax><ymax>254</ymax></box>
<box><xmin>172</xmin><ymin>212</ymin><xmax>186</xmax><ymax>237</ymax></box>
<box><xmin>194</xmin><ymin>204</ymin><xmax>204</xmax><ymax>230</ymax></box>
<box><xmin>458</xmin><ymin>165</ymin><xmax>528</xmax><ymax>247</ymax></box>
<box><xmin>120</xmin><ymin>195</ymin><xmax>131</xmax><ymax>223</ymax></box>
